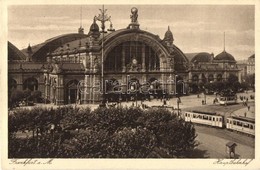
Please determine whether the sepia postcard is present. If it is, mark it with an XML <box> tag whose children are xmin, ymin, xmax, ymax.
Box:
<box><xmin>1</xmin><ymin>0</ymin><xmax>259</xmax><ymax>169</ymax></box>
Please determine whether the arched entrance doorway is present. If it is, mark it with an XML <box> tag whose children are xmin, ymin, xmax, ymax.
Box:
<box><xmin>208</xmin><ymin>74</ymin><xmax>214</xmax><ymax>82</ymax></box>
<box><xmin>9</xmin><ymin>78</ymin><xmax>17</xmax><ymax>90</ymax></box>
<box><xmin>217</xmin><ymin>74</ymin><xmax>223</xmax><ymax>81</ymax></box>
<box><xmin>127</xmin><ymin>78</ymin><xmax>140</xmax><ymax>101</ymax></box>
<box><xmin>176</xmin><ymin>76</ymin><xmax>184</xmax><ymax>96</ymax></box>
<box><xmin>23</xmin><ymin>77</ymin><xmax>38</xmax><ymax>91</ymax></box>
<box><xmin>105</xmin><ymin>78</ymin><xmax>120</xmax><ymax>102</ymax></box>
<box><xmin>148</xmin><ymin>78</ymin><xmax>162</xmax><ymax>99</ymax></box>
<box><xmin>66</xmin><ymin>80</ymin><xmax>79</xmax><ymax>104</ymax></box>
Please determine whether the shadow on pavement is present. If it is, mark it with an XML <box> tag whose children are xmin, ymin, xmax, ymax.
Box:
<box><xmin>188</xmin><ymin>149</ymin><xmax>209</xmax><ymax>158</ymax></box>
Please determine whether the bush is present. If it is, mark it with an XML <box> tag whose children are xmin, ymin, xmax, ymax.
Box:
<box><xmin>9</xmin><ymin>106</ymin><xmax>197</xmax><ymax>158</ymax></box>
<box><xmin>30</xmin><ymin>90</ymin><xmax>42</xmax><ymax>102</ymax></box>
<box><xmin>9</xmin><ymin>90</ymin><xmax>24</xmax><ymax>107</ymax></box>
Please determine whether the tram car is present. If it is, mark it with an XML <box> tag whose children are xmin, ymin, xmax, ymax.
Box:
<box><xmin>226</xmin><ymin>116</ymin><xmax>255</xmax><ymax>136</ymax></box>
<box><xmin>218</xmin><ymin>96</ymin><xmax>237</xmax><ymax>105</ymax></box>
<box><xmin>184</xmin><ymin>110</ymin><xmax>223</xmax><ymax>128</ymax></box>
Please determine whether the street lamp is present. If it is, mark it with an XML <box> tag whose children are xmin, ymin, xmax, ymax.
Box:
<box><xmin>177</xmin><ymin>96</ymin><xmax>180</xmax><ymax>117</ymax></box>
<box><xmin>95</xmin><ymin>5</ymin><xmax>111</xmax><ymax>105</ymax></box>
<box><xmin>204</xmin><ymin>87</ymin><xmax>206</xmax><ymax>105</ymax></box>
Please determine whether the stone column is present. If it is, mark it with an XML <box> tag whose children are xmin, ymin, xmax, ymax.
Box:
<box><xmin>214</xmin><ymin>73</ymin><xmax>217</xmax><ymax>81</ymax></box>
<box><xmin>148</xmin><ymin>52</ymin><xmax>151</xmax><ymax>71</ymax></box>
<box><xmin>122</xmin><ymin>45</ymin><xmax>126</xmax><ymax>72</ymax></box>
<box><xmin>224</xmin><ymin>72</ymin><xmax>228</xmax><ymax>81</ymax></box>
<box><xmin>56</xmin><ymin>75</ymin><xmax>64</xmax><ymax>105</ymax></box>
<box><xmin>81</xmin><ymin>75</ymin><xmax>90</xmax><ymax>104</ymax></box>
<box><xmin>44</xmin><ymin>74</ymin><xmax>50</xmax><ymax>100</ymax></box>
<box><xmin>16</xmin><ymin>75</ymin><xmax>23</xmax><ymax>91</ymax></box>
<box><xmin>237</xmin><ymin>72</ymin><xmax>241</xmax><ymax>83</ymax></box>
<box><xmin>188</xmin><ymin>72</ymin><xmax>192</xmax><ymax>82</ymax></box>
<box><xmin>142</xmin><ymin>44</ymin><xmax>145</xmax><ymax>72</ymax></box>
<box><xmin>199</xmin><ymin>73</ymin><xmax>202</xmax><ymax>83</ymax></box>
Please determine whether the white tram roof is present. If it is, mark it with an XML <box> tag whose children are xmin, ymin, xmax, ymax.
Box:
<box><xmin>230</xmin><ymin>116</ymin><xmax>255</xmax><ymax>123</ymax></box>
<box><xmin>192</xmin><ymin>110</ymin><xmax>216</xmax><ymax>115</ymax></box>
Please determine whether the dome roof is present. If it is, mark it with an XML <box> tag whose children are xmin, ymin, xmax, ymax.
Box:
<box><xmin>214</xmin><ymin>50</ymin><xmax>235</xmax><ymax>61</ymax></box>
<box><xmin>88</xmin><ymin>18</ymin><xmax>100</xmax><ymax>38</ymax></box>
<box><xmin>249</xmin><ymin>54</ymin><xmax>255</xmax><ymax>59</ymax></box>
<box><xmin>191</xmin><ymin>52</ymin><xmax>213</xmax><ymax>63</ymax></box>
<box><xmin>89</xmin><ymin>22</ymin><xmax>99</xmax><ymax>32</ymax></box>
<box><xmin>163</xmin><ymin>26</ymin><xmax>174</xmax><ymax>45</ymax></box>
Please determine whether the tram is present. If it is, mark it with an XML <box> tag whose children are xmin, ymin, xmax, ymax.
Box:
<box><xmin>217</xmin><ymin>96</ymin><xmax>237</xmax><ymax>105</ymax></box>
<box><xmin>184</xmin><ymin>110</ymin><xmax>223</xmax><ymax>128</ymax></box>
<box><xmin>226</xmin><ymin>116</ymin><xmax>255</xmax><ymax>136</ymax></box>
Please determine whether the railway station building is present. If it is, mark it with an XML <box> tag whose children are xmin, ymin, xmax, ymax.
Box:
<box><xmin>8</xmin><ymin>7</ymin><xmax>241</xmax><ymax>105</ymax></box>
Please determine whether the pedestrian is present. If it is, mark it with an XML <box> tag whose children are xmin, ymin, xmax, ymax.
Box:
<box><xmin>163</xmin><ymin>99</ymin><xmax>167</xmax><ymax>106</ymax></box>
<box><xmin>202</xmin><ymin>100</ymin><xmax>204</xmax><ymax>105</ymax></box>
<box><xmin>244</xmin><ymin>112</ymin><xmax>247</xmax><ymax>117</ymax></box>
<box><xmin>248</xmin><ymin>105</ymin><xmax>250</xmax><ymax>111</ymax></box>
<box><xmin>178</xmin><ymin>97</ymin><xmax>181</xmax><ymax>103</ymax></box>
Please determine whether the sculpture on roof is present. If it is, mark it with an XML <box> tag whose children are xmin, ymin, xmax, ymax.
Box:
<box><xmin>127</xmin><ymin>7</ymin><xmax>140</xmax><ymax>29</ymax></box>
<box><xmin>130</xmin><ymin>7</ymin><xmax>138</xmax><ymax>23</ymax></box>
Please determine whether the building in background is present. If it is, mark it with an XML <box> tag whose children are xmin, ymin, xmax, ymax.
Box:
<box><xmin>247</xmin><ymin>54</ymin><xmax>255</xmax><ymax>75</ymax></box>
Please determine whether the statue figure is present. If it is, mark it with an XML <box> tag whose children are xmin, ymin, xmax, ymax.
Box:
<box><xmin>130</xmin><ymin>7</ymin><xmax>138</xmax><ymax>23</ymax></box>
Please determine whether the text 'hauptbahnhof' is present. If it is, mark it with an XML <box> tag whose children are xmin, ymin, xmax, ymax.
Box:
<box><xmin>8</xmin><ymin>7</ymin><xmax>247</xmax><ymax>105</ymax></box>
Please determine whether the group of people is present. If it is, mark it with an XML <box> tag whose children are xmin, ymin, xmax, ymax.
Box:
<box><xmin>239</xmin><ymin>95</ymin><xmax>249</xmax><ymax>106</ymax></box>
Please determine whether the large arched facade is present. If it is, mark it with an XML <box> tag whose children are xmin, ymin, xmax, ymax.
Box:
<box><xmin>8</xmin><ymin>7</ymin><xmax>190</xmax><ymax>105</ymax></box>
<box><xmin>98</xmin><ymin>29</ymin><xmax>184</xmax><ymax>102</ymax></box>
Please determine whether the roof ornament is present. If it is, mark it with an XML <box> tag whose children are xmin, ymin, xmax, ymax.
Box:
<box><xmin>127</xmin><ymin>7</ymin><xmax>140</xmax><ymax>29</ymax></box>
<box><xmin>163</xmin><ymin>26</ymin><xmax>174</xmax><ymax>45</ymax></box>
<box><xmin>78</xmin><ymin>6</ymin><xmax>84</xmax><ymax>34</ymax></box>
<box><xmin>130</xmin><ymin>7</ymin><xmax>138</xmax><ymax>23</ymax></box>
<box><xmin>224</xmin><ymin>32</ymin><xmax>226</xmax><ymax>51</ymax></box>
<box><xmin>108</xmin><ymin>20</ymin><xmax>115</xmax><ymax>32</ymax></box>
<box><xmin>26</xmin><ymin>43</ymin><xmax>32</xmax><ymax>61</ymax></box>
<box><xmin>95</xmin><ymin>5</ymin><xmax>111</xmax><ymax>33</ymax></box>
<box><xmin>27</xmin><ymin>43</ymin><xmax>32</xmax><ymax>53</ymax></box>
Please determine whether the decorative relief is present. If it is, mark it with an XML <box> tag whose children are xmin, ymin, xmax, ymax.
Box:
<box><xmin>130</xmin><ymin>7</ymin><xmax>138</xmax><ymax>23</ymax></box>
<box><xmin>127</xmin><ymin>57</ymin><xmax>141</xmax><ymax>72</ymax></box>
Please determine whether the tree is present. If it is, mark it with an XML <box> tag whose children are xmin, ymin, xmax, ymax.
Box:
<box><xmin>244</xmin><ymin>73</ymin><xmax>255</xmax><ymax>89</ymax></box>
<box><xmin>9</xmin><ymin>90</ymin><xmax>24</xmax><ymax>107</ymax></box>
<box><xmin>228</xmin><ymin>74</ymin><xmax>238</xmax><ymax>83</ymax></box>
<box><xmin>9</xmin><ymin>107</ymin><xmax>198</xmax><ymax>158</ymax></box>
<box><xmin>110</xmin><ymin>127</ymin><xmax>156</xmax><ymax>158</ymax></box>
<box><xmin>30</xmin><ymin>90</ymin><xmax>42</xmax><ymax>102</ymax></box>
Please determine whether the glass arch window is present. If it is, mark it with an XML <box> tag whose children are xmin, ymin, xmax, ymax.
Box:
<box><xmin>104</xmin><ymin>41</ymin><xmax>160</xmax><ymax>72</ymax></box>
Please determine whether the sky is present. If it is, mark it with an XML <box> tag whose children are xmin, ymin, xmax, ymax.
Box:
<box><xmin>8</xmin><ymin>5</ymin><xmax>255</xmax><ymax>61</ymax></box>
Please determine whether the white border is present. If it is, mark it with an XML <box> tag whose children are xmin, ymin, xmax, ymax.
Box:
<box><xmin>1</xmin><ymin>0</ymin><xmax>260</xmax><ymax>169</ymax></box>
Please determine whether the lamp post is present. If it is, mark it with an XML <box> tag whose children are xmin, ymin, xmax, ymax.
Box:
<box><xmin>204</xmin><ymin>86</ymin><xmax>206</xmax><ymax>105</ymax></box>
<box><xmin>177</xmin><ymin>96</ymin><xmax>180</xmax><ymax>117</ymax></box>
<box><xmin>95</xmin><ymin>5</ymin><xmax>111</xmax><ymax>105</ymax></box>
